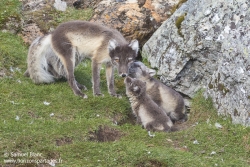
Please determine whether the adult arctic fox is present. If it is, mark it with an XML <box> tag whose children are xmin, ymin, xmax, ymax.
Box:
<box><xmin>24</xmin><ymin>21</ymin><xmax>139</xmax><ymax>98</ymax></box>
<box><xmin>128</xmin><ymin>61</ymin><xmax>187</xmax><ymax>122</ymax></box>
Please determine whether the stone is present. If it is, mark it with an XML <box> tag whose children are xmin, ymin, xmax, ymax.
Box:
<box><xmin>142</xmin><ymin>0</ymin><xmax>250</xmax><ymax>126</ymax></box>
<box><xmin>54</xmin><ymin>0</ymin><xmax>67</xmax><ymax>11</ymax></box>
<box><xmin>90</xmin><ymin>0</ymin><xmax>181</xmax><ymax>46</ymax></box>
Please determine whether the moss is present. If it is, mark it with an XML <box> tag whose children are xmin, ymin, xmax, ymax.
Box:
<box><xmin>217</xmin><ymin>83</ymin><xmax>230</xmax><ymax>95</ymax></box>
<box><xmin>170</xmin><ymin>0</ymin><xmax>188</xmax><ymax>15</ymax></box>
<box><xmin>208</xmin><ymin>82</ymin><xmax>214</xmax><ymax>89</ymax></box>
<box><xmin>175</xmin><ymin>13</ymin><xmax>186</xmax><ymax>38</ymax></box>
<box><xmin>234</xmin><ymin>109</ymin><xmax>240</xmax><ymax>116</ymax></box>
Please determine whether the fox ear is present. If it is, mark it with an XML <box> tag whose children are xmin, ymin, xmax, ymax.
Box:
<box><xmin>125</xmin><ymin>76</ymin><xmax>132</xmax><ymax>84</ymax></box>
<box><xmin>147</xmin><ymin>68</ymin><xmax>156</xmax><ymax>77</ymax></box>
<box><xmin>129</xmin><ymin>39</ymin><xmax>139</xmax><ymax>55</ymax></box>
<box><xmin>108</xmin><ymin>39</ymin><xmax>118</xmax><ymax>51</ymax></box>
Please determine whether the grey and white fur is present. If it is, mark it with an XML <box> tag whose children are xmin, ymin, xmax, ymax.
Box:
<box><xmin>124</xmin><ymin>76</ymin><xmax>175</xmax><ymax>132</ymax></box>
<box><xmin>128</xmin><ymin>61</ymin><xmax>187</xmax><ymax>122</ymax></box>
<box><xmin>24</xmin><ymin>21</ymin><xmax>139</xmax><ymax>98</ymax></box>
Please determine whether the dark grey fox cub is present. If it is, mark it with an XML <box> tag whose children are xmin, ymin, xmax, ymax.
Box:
<box><xmin>124</xmin><ymin>76</ymin><xmax>175</xmax><ymax>132</ymax></box>
<box><xmin>24</xmin><ymin>21</ymin><xmax>139</xmax><ymax>98</ymax></box>
<box><xmin>128</xmin><ymin>61</ymin><xmax>187</xmax><ymax>123</ymax></box>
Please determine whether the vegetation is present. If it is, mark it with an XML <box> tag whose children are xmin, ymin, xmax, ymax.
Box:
<box><xmin>0</xmin><ymin>1</ymin><xmax>249</xmax><ymax>166</ymax></box>
<box><xmin>22</xmin><ymin>3</ymin><xmax>93</xmax><ymax>33</ymax></box>
<box><xmin>175</xmin><ymin>13</ymin><xmax>186</xmax><ymax>38</ymax></box>
<box><xmin>0</xmin><ymin>0</ymin><xmax>21</xmax><ymax>30</ymax></box>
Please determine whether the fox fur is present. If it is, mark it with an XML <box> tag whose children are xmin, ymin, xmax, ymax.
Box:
<box><xmin>128</xmin><ymin>61</ymin><xmax>187</xmax><ymax>122</ymax></box>
<box><xmin>124</xmin><ymin>76</ymin><xmax>177</xmax><ymax>132</ymax></box>
<box><xmin>24</xmin><ymin>21</ymin><xmax>139</xmax><ymax>98</ymax></box>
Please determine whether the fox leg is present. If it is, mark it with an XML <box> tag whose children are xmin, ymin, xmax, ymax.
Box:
<box><xmin>105</xmin><ymin>62</ymin><xmax>121</xmax><ymax>98</ymax></box>
<box><xmin>48</xmin><ymin>64</ymin><xmax>60</xmax><ymax>79</ymax></box>
<box><xmin>53</xmin><ymin>44</ymin><xmax>87</xmax><ymax>98</ymax></box>
<box><xmin>66</xmin><ymin>59</ymin><xmax>87</xmax><ymax>98</ymax></box>
<box><xmin>92</xmin><ymin>59</ymin><xmax>103</xmax><ymax>96</ymax></box>
<box><xmin>76</xmin><ymin>81</ymin><xmax>87</xmax><ymax>90</ymax></box>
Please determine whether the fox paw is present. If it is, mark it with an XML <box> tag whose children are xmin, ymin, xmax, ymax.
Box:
<box><xmin>94</xmin><ymin>93</ymin><xmax>104</xmax><ymax>97</ymax></box>
<box><xmin>111</xmin><ymin>94</ymin><xmax>122</xmax><ymax>99</ymax></box>
<box><xmin>77</xmin><ymin>82</ymin><xmax>87</xmax><ymax>90</ymax></box>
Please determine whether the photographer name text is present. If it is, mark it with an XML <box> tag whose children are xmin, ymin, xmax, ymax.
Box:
<box><xmin>4</xmin><ymin>152</ymin><xmax>42</xmax><ymax>158</ymax></box>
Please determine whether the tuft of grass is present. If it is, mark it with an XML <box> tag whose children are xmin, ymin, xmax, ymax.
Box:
<box><xmin>189</xmin><ymin>89</ymin><xmax>218</xmax><ymax>123</ymax></box>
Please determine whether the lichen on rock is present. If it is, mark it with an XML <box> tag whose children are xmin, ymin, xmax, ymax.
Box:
<box><xmin>142</xmin><ymin>0</ymin><xmax>250</xmax><ymax>126</ymax></box>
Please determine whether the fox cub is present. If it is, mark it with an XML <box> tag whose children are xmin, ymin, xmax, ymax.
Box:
<box><xmin>125</xmin><ymin>76</ymin><xmax>175</xmax><ymax>132</ymax></box>
<box><xmin>128</xmin><ymin>61</ymin><xmax>187</xmax><ymax>122</ymax></box>
<box><xmin>24</xmin><ymin>21</ymin><xmax>139</xmax><ymax>98</ymax></box>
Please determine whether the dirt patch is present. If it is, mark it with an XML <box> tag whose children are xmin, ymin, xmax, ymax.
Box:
<box><xmin>89</xmin><ymin>125</ymin><xmax>123</xmax><ymax>142</ymax></box>
<box><xmin>55</xmin><ymin>136</ymin><xmax>73</xmax><ymax>146</ymax></box>
<box><xmin>136</xmin><ymin>159</ymin><xmax>167</xmax><ymax>167</ymax></box>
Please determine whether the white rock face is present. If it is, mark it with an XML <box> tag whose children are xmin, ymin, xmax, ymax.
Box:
<box><xmin>142</xmin><ymin>0</ymin><xmax>250</xmax><ymax>126</ymax></box>
<box><xmin>54</xmin><ymin>0</ymin><xmax>67</xmax><ymax>11</ymax></box>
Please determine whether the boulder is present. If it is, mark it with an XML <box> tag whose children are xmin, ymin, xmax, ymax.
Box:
<box><xmin>90</xmin><ymin>0</ymin><xmax>182</xmax><ymax>46</ymax></box>
<box><xmin>20</xmin><ymin>0</ymin><xmax>182</xmax><ymax>45</ymax></box>
<box><xmin>142</xmin><ymin>0</ymin><xmax>250</xmax><ymax>126</ymax></box>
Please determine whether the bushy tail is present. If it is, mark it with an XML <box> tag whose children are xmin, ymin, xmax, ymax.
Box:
<box><xmin>25</xmin><ymin>34</ymin><xmax>55</xmax><ymax>84</ymax></box>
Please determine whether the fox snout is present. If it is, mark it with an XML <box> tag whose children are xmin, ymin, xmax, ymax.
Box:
<box><xmin>118</xmin><ymin>65</ymin><xmax>129</xmax><ymax>77</ymax></box>
<box><xmin>121</xmin><ymin>73</ymin><xmax>127</xmax><ymax>77</ymax></box>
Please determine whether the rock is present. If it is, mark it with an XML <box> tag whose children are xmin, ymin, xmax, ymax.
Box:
<box><xmin>90</xmin><ymin>0</ymin><xmax>181</xmax><ymax>46</ymax></box>
<box><xmin>54</xmin><ymin>0</ymin><xmax>67</xmax><ymax>11</ymax></box>
<box><xmin>142</xmin><ymin>0</ymin><xmax>250</xmax><ymax>126</ymax></box>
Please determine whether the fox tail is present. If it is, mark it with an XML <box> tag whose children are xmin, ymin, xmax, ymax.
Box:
<box><xmin>24</xmin><ymin>34</ymin><xmax>55</xmax><ymax>84</ymax></box>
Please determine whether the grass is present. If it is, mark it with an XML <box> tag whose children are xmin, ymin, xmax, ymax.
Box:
<box><xmin>23</xmin><ymin>3</ymin><xmax>93</xmax><ymax>33</ymax></box>
<box><xmin>0</xmin><ymin>1</ymin><xmax>250</xmax><ymax>167</ymax></box>
<box><xmin>0</xmin><ymin>0</ymin><xmax>21</xmax><ymax>29</ymax></box>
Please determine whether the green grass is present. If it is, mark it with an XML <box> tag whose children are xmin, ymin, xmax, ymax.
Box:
<box><xmin>0</xmin><ymin>32</ymin><xmax>27</xmax><ymax>73</ymax></box>
<box><xmin>0</xmin><ymin>0</ymin><xmax>21</xmax><ymax>29</ymax></box>
<box><xmin>0</xmin><ymin>1</ymin><xmax>250</xmax><ymax>167</ymax></box>
<box><xmin>23</xmin><ymin>4</ymin><xmax>93</xmax><ymax>33</ymax></box>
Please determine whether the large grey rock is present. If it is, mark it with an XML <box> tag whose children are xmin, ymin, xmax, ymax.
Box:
<box><xmin>142</xmin><ymin>0</ymin><xmax>250</xmax><ymax>126</ymax></box>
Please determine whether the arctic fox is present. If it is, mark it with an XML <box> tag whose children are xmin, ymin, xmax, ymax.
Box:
<box><xmin>124</xmin><ymin>76</ymin><xmax>175</xmax><ymax>132</ymax></box>
<box><xmin>24</xmin><ymin>21</ymin><xmax>139</xmax><ymax>98</ymax></box>
<box><xmin>128</xmin><ymin>61</ymin><xmax>187</xmax><ymax>122</ymax></box>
